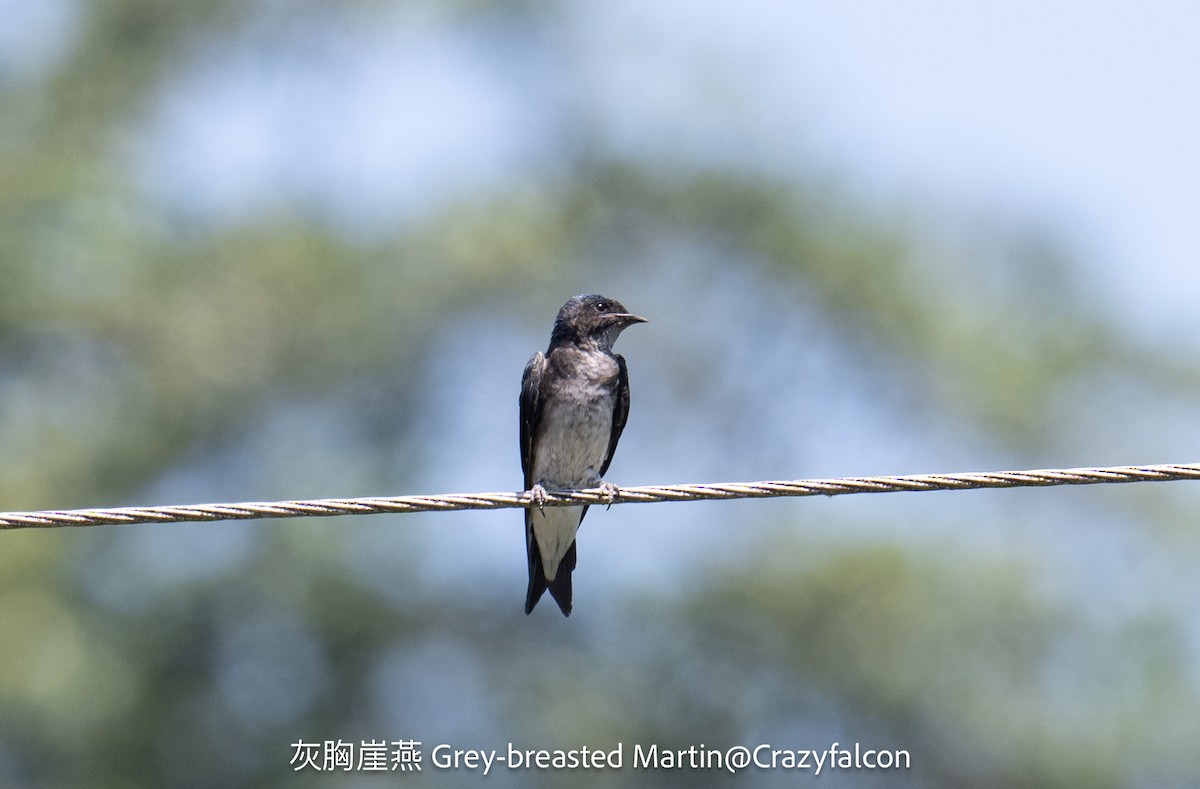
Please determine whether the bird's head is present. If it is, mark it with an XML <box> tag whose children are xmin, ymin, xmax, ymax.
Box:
<box><xmin>551</xmin><ymin>294</ymin><xmax>647</xmax><ymax>350</ymax></box>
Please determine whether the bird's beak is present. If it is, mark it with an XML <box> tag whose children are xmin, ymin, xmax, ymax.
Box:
<box><xmin>615</xmin><ymin>313</ymin><xmax>648</xmax><ymax>325</ymax></box>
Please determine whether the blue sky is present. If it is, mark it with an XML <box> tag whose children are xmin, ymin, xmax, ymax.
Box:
<box><xmin>590</xmin><ymin>0</ymin><xmax>1198</xmax><ymax>338</ymax></box>
<box><xmin>10</xmin><ymin>1</ymin><xmax>1194</xmax><ymax>322</ymax></box>
<box><xmin>768</xmin><ymin>0</ymin><xmax>1199</xmax><ymax>333</ymax></box>
<box><xmin>116</xmin><ymin>0</ymin><xmax>1200</xmax><ymax>341</ymax></box>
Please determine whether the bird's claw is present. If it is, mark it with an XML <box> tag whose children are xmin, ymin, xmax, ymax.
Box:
<box><xmin>530</xmin><ymin>484</ymin><xmax>548</xmax><ymax>515</ymax></box>
<box><xmin>597</xmin><ymin>481</ymin><xmax>620</xmax><ymax>509</ymax></box>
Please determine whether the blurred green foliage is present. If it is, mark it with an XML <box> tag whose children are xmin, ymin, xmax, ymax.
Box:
<box><xmin>1</xmin><ymin>2</ymin><xmax>1199</xmax><ymax>787</ymax></box>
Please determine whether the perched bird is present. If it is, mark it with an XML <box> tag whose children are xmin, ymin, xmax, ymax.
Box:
<box><xmin>520</xmin><ymin>295</ymin><xmax>646</xmax><ymax>616</ymax></box>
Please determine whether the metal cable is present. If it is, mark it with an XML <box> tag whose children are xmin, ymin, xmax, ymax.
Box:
<box><xmin>0</xmin><ymin>462</ymin><xmax>1197</xmax><ymax>530</ymax></box>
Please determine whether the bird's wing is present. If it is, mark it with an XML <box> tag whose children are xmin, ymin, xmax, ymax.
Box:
<box><xmin>599</xmin><ymin>353</ymin><xmax>630</xmax><ymax>477</ymax></box>
<box><xmin>521</xmin><ymin>351</ymin><xmax>554</xmax><ymax>615</ymax></box>
<box><xmin>520</xmin><ymin>351</ymin><xmax>546</xmax><ymax>492</ymax></box>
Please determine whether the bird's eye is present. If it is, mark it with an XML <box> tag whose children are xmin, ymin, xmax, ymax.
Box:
<box><xmin>594</xmin><ymin>301</ymin><xmax>609</xmax><ymax>312</ymax></box>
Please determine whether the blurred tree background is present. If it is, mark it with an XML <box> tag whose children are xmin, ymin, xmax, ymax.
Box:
<box><xmin>2</xmin><ymin>1</ymin><xmax>1199</xmax><ymax>787</ymax></box>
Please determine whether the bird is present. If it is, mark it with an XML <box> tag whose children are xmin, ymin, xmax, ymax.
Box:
<box><xmin>520</xmin><ymin>294</ymin><xmax>646</xmax><ymax>616</ymax></box>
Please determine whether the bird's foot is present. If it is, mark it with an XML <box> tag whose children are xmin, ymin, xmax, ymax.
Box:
<box><xmin>530</xmin><ymin>483</ymin><xmax>548</xmax><ymax>515</ymax></box>
<box><xmin>597</xmin><ymin>480</ymin><xmax>620</xmax><ymax>509</ymax></box>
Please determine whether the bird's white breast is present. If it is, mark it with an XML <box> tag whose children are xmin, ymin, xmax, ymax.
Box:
<box><xmin>531</xmin><ymin>393</ymin><xmax>615</xmax><ymax>488</ymax></box>
<box><xmin>530</xmin><ymin>350</ymin><xmax>618</xmax><ymax>488</ymax></box>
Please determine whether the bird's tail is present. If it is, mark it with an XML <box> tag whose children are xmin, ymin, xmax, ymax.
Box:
<box><xmin>525</xmin><ymin>540</ymin><xmax>576</xmax><ymax>616</ymax></box>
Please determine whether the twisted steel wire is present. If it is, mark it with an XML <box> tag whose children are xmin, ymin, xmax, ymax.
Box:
<box><xmin>0</xmin><ymin>463</ymin><xmax>1197</xmax><ymax>530</ymax></box>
